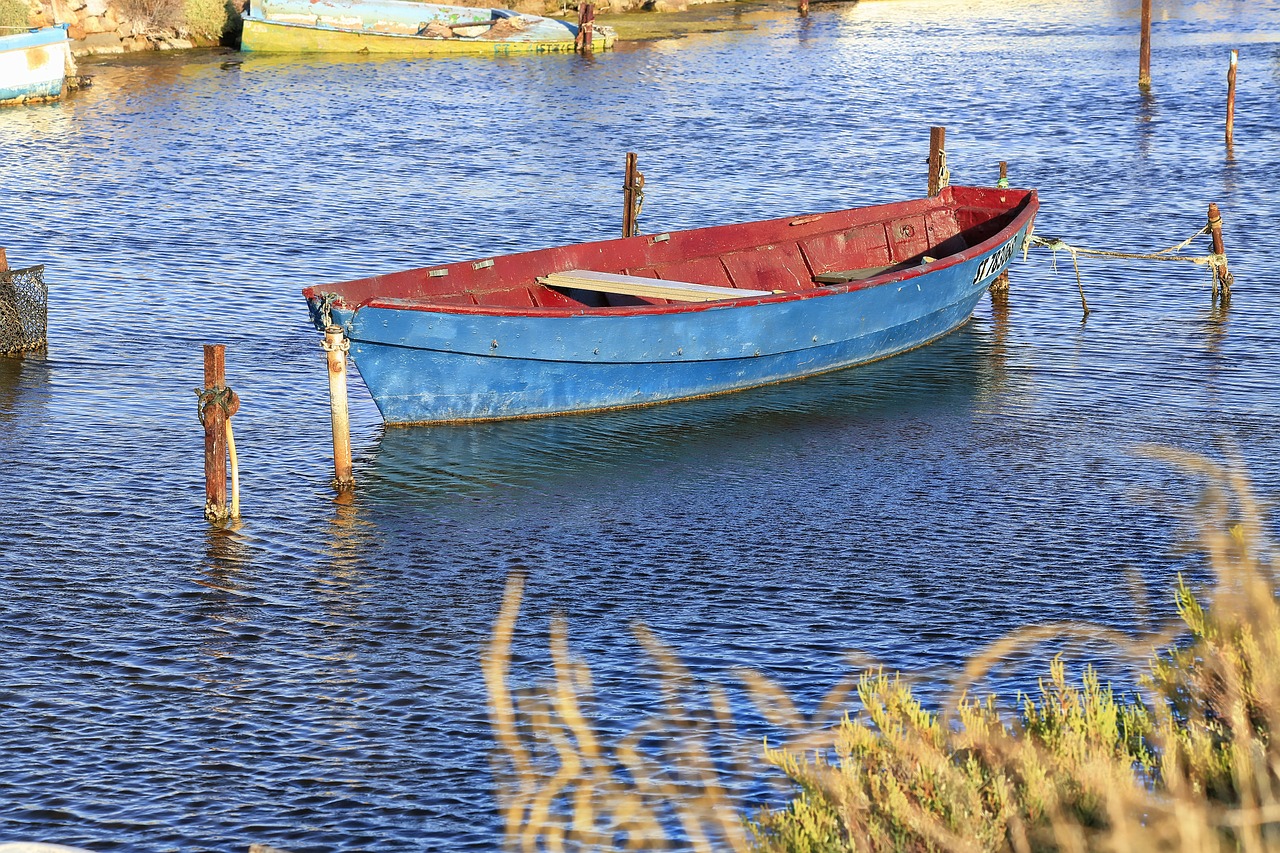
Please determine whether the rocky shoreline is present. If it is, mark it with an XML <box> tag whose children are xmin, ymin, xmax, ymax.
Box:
<box><xmin>12</xmin><ymin>0</ymin><xmax>733</xmax><ymax>57</ymax></box>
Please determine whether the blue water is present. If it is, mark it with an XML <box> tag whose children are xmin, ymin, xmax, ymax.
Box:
<box><xmin>2</xmin><ymin>0</ymin><xmax>1279</xmax><ymax>848</ymax></box>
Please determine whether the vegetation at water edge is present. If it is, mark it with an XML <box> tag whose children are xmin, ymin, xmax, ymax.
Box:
<box><xmin>487</xmin><ymin>447</ymin><xmax>1280</xmax><ymax>851</ymax></box>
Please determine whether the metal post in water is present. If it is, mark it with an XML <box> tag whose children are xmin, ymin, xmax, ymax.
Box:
<box><xmin>323</xmin><ymin>325</ymin><xmax>355</xmax><ymax>490</ymax></box>
<box><xmin>1226</xmin><ymin>49</ymin><xmax>1238</xmax><ymax>148</ymax></box>
<box><xmin>201</xmin><ymin>344</ymin><xmax>229</xmax><ymax>523</ymax></box>
<box><xmin>1207</xmin><ymin>203</ymin><xmax>1233</xmax><ymax>300</ymax></box>
<box><xmin>1139</xmin><ymin>0</ymin><xmax>1152</xmax><ymax>89</ymax></box>
<box><xmin>622</xmin><ymin>152</ymin><xmax>644</xmax><ymax>238</ymax></box>
<box><xmin>927</xmin><ymin>126</ymin><xmax>947</xmax><ymax>197</ymax></box>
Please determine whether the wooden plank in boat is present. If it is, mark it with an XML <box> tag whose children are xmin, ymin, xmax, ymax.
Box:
<box><xmin>539</xmin><ymin>269</ymin><xmax>773</xmax><ymax>303</ymax></box>
<box><xmin>813</xmin><ymin>257</ymin><xmax>936</xmax><ymax>285</ymax></box>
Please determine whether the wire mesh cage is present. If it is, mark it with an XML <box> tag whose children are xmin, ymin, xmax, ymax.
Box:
<box><xmin>0</xmin><ymin>265</ymin><xmax>48</xmax><ymax>355</ymax></box>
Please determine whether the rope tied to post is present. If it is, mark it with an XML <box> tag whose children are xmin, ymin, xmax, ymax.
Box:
<box><xmin>194</xmin><ymin>384</ymin><xmax>241</xmax><ymax>426</ymax></box>
<box><xmin>935</xmin><ymin>149</ymin><xmax>951</xmax><ymax>193</ymax></box>
<box><xmin>1029</xmin><ymin>224</ymin><xmax>1227</xmax><ymax>283</ymax></box>
<box><xmin>1026</xmin><ymin>221</ymin><xmax>1229</xmax><ymax>318</ymax></box>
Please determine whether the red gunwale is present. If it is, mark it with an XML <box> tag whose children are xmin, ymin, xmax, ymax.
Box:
<box><xmin>303</xmin><ymin>186</ymin><xmax>1038</xmax><ymax>320</ymax></box>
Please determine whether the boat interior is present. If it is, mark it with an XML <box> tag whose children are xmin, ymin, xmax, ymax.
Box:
<box><xmin>309</xmin><ymin>186</ymin><xmax>1036</xmax><ymax>316</ymax></box>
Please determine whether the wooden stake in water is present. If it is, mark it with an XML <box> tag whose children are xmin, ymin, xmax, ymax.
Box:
<box><xmin>1139</xmin><ymin>0</ymin><xmax>1152</xmax><ymax>89</ymax></box>
<box><xmin>0</xmin><ymin>247</ymin><xmax>7</xmax><ymax>272</ymax></box>
<box><xmin>575</xmin><ymin>3</ymin><xmax>595</xmax><ymax>53</ymax></box>
<box><xmin>927</xmin><ymin>126</ymin><xmax>947</xmax><ymax>197</ymax></box>
<box><xmin>1226</xmin><ymin>49</ymin><xmax>1238</xmax><ymax>148</ymax></box>
<box><xmin>799</xmin><ymin>0</ymin><xmax>809</xmax><ymax>17</ymax></box>
<box><xmin>622</xmin><ymin>152</ymin><xmax>644</xmax><ymax>238</ymax></box>
<box><xmin>324</xmin><ymin>325</ymin><xmax>355</xmax><ymax>490</ymax></box>
<box><xmin>201</xmin><ymin>344</ymin><xmax>229</xmax><ymax>523</ymax></box>
<box><xmin>1207</xmin><ymin>203</ymin><xmax>1233</xmax><ymax>300</ymax></box>
<box><xmin>990</xmin><ymin>164</ymin><xmax>1011</xmax><ymax>295</ymax></box>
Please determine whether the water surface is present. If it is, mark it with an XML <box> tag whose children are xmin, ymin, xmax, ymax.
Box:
<box><xmin>2</xmin><ymin>0</ymin><xmax>1279</xmax><ymax>848</ymax></box>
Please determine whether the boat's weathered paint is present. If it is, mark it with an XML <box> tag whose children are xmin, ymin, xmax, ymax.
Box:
<box><xmin>0</xmin><ymin>25</ymin><xmax>71</xmax><ymax>106</ymax></box>
<box><xmin>304</xmin><ymin>186</ymin><xmax>1038</xmax><ymax>424</ymax></box>
<box><xmin>241</xmin><ymin>0</ymin><xmax>612</xmax><ymax>54</ymax></box>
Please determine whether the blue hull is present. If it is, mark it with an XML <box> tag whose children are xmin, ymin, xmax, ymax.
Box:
<box><xmin>327</xmin><ymin>220</ymin><xmax>1032</xmax><ymax>424</ymax></box>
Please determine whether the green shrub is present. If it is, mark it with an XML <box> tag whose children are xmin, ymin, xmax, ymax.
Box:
<box><xmin>182</xmin><ymin>0</ymin><xmax>229</xmax><ymax>40</ymax></box>
<box><xmin>0</xmin><ymin>0</ymin><xmax>30</xmax><ymax>28</ymax></box>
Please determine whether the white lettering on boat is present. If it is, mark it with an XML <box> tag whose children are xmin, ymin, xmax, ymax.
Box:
<box><xmin>972</xmin><ymin>236</ymin><xmax>1017</xmax><ymax>284</ymax></box>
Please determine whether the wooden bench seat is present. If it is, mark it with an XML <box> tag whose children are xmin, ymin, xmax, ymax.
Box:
<box><xmin>538</xmin><ymin>269</ymin><xmax>774</xmax><ymax>303</ymax></box>
<box><xmin>813</xmin><ymin>257</ymin><xmax>936</xmax><ymax>285</ymax></box>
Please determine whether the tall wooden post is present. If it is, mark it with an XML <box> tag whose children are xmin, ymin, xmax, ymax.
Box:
<box><xmin>1138</xmin><ymin>0</ymin><xmax>1152</xmax><ymax>89</ymax></box>
<box><xmin>799</xmin><ymin>0</ymin><xmax>808</xmax><ymax>17</ymax></box>
<box><xmin>997</xmin><ymin>161</ymin><xmax>1009</xmax><ymax>189</ymax></box>
<box><xmin>1225</xmin><ymin>49</ymin><xmax>1238</xmax><ymax>147</ymax></box>
<box><xmin>324</xmin><ymin>326</ymin><xmax>355</xmax><ymax>489</ymax></box>
<box><xmin>1207</xmin><ymin>203</ymin><xmax>1233</xmax><ymax>299</ymax></box>
<box><xmin>202</xmin><ymin>345</ymin><xmax>229</xmax><ymax>522</ymax></box>
<box><xmin>575</xmin><ymin>3</ymin><xmax>595</xmax><ymax>53</ymax></box>
<box><xmin>622</xmin><ymin>152</ymin><xmax>644</xmax><ymax>238</ymax></box>
<box><xmin>927</xmin><ymin>126</ymin><xmax>946</xmax><ymax>197</ymax></box>
<box><xmin>0</xmin><ymin>248</ymin><xmax>7</xmax><ymax>271</ymax></box>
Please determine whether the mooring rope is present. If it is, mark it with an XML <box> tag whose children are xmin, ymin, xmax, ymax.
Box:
<box><xmin>1026</xmin><ymin>223</ymin><xmax>1228</xmax><ymax>318</ymax></box>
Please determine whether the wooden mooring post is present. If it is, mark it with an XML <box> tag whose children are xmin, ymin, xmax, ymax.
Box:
<box><xmin>0</xmin><ymin>247</ymin><xmax>7</xmax><ymax>271</ymax></box>
<box><xmin>799</xmin><ymin>0</ymin><xmax>809</xmax><ymax>17</ymax></box>
<box><xmin>1138</xmin><ymin>0</ymin><xmax>1152</xmax><ymax>88</ymax></box>
<box><xmin>622</xmin><ymin>152</ymin><xmax>644</xmax><ymax>238</ymax></box>
<box><xmin>323</xmin><ymin>325</ymin><xmax>355</xmax><ymax>490</ymax></box>
<box><xmin>1207</xmin><ymin>202</ymin><xmax>1233</xmax><ymax>300</ymax></box>
<box><xmin>926</xmin><ymin>126</ymin><xmax>947</xmax><ymax>197</ymax></box>
<box><xmin>575</xmin><ymin>3</ymin><xmax>595</xmax><ymax>52</ymax></box>
<box><xmin>198</xmin><ymin>344</ymin><xmax>240</xmax><ymax>523</ymax></box>
<box><xmin>1226</xmin><ymin>49</ymin><xmax>1238</xmax><ymax>148</ymax></box>
<box><xmin>990</xmin><ymin>162</ymin><xmax>1011</xmax><ymax>295</ymax></box>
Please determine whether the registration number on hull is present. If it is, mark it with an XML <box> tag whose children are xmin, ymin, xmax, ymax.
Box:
<box><xmin>972</xmin><ymin>236</ymin><xmax>1017</xmax><ymax>284</ymax></box>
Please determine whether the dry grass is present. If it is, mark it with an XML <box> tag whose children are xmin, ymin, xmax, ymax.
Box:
<box><xmin>485</xmin><ymin>447</ymin><xmax>1279</xmax><ymax>851</ymax></box>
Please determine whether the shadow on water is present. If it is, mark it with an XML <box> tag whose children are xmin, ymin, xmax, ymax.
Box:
<box><xmin>0</xmin><ymin>351</ymin><xmax>49</xmax><ymax>427</ymax></box>
<box><xmin>361</xmin><ymin>323</ymin><xmax>1002</xmax><ymax>504</ymax></box>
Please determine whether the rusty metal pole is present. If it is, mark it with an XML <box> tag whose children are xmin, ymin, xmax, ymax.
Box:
<box><xmin>1225</xmin><ymin>49</ymin><xmax>1238</xmax><ymax>148</ymax></box>
<box><xmin>324</xmin><ymin>325</ymin><xmax>355</xmax><ymax>490</ymax></box>
<box><xmin>1138</xmin><ymin>0</ymin><xmax>1152</xmax><ymax>89</ymax></box>
<box><xmin>622</xmin><ymin>152</ymin><xmax>643</xmax><ymax>238</ymax></box>
<box><xmin>202</xmin><ymin>345</ymin><xmax>229</xmax><ymax>523</ymax></box>
<box><xmin>575</xmin><ymin>3</ymin><xmax>595</xmax><ymax>52</ymax></box>
<box><xmin>1207</xmin><ymin>203</ymin><xmax>1233</xmax><ymax>300</ymax></box>
<box><xmin>927</xmin><ymin>126</ymin><xmax>946</xmax><ymax>197</ymax></box>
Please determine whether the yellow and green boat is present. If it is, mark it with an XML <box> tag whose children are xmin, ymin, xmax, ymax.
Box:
<box><xmin>240</xmin><ymin>0</ymin><xmax>615</xmax><ymax>54</ymax></box>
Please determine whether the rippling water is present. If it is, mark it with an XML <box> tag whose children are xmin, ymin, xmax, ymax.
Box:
<box><xmin>2</xmin><ymin>0</ymin><xmax>1279</xmax><ymax>848</ymax></box>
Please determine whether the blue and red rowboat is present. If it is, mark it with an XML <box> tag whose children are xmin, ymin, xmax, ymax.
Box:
<box><xmin>303</xmin><ymin>185</ymin><xmax>1038</xmax><ymax>424</ymax></box>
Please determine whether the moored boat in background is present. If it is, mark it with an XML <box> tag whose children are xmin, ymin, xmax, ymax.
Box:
<box><xmin>240</xmin><ymin>0</ymin><xmax>614</xmax><ymax>54</ymax></box>
<box><xmin>303</xmin><ymin>185</ymin><xmax>1038</xmax><ymax>424</ymax></box>
<box><xmin>0</xmin><ymin>24</ymin><xmax>76</xmax><ymax>107</ymax></box>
